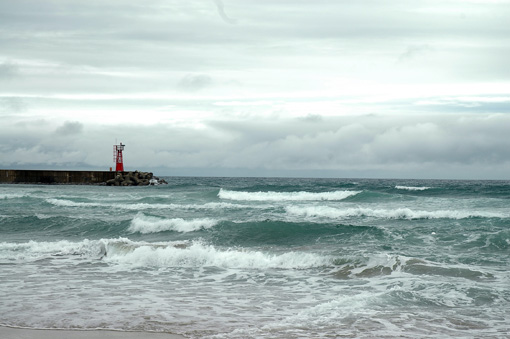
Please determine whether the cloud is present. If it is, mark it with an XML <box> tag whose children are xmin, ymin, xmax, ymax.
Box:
<box><xmin>0</xmin><ymin>62</ymin><xmax>19</xmax><ymax>80</ymax></box>
<box><xmin>1</xmin><ymin>1</ymin><xmax>510</xmax><ymax>179</ymax></box>
<box><xmin>299</xmin><ymin>114</ymin><xmax>323</xmax><ymax>123</ymax></box>
<box><xmin>177</xmin><ymin>74</ymin><xmax>213</xmax><ymax>92</ymax></box>
<box><xmin>55</xmin><ymin>121</ymin><xmax>84</xmax><ymax>136</ymax></box>
<box><xmin>1</xmin><ymin>113</ymin><xmax>510</xmax><ymax>179</ymax></box>
<box><xmin>202</xmin><ymin>114</ymin><xmax>510</xmax><ymax>178</ymax></box>
<box><xmin>212</xmin><ymin>0</ymin><xmax>237</xmax><ymax>24</ymax></box>
<box><xmin>398</xmin><ymin>45</ymin><xmax>433</xmax><ymax>63</ymax></box>
<box><xmin>0</xmin><ymin>97</ymin><xmax>27</xmax><ymax>113</ymax></box>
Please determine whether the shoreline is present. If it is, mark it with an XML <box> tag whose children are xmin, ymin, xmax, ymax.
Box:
<box><xmin>0</xmin><ymin>326</ymin><xmax>186</xmax><ymax>339</ymax></box>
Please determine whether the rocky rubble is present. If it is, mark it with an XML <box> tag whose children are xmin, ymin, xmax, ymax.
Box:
<box><xmin>105</xmin><ymin>171</ymin><xmax>168</xmax><ymax>186</ymax></box>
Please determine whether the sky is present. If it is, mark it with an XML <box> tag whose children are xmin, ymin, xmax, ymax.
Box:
<box><xmin>1</xmin><ymin>0</ymin><xmax>510</xmax><ymax>179</ymax></box>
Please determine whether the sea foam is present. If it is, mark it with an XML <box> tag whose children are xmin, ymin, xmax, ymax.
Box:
<box><xmin>45</xmin><ymin>198</ymin><xmax>102</xmax><ymax>207</ymax></box>
<box><xmin>285</xmin><ymin>205</ymin><xmax>507</xmax><ymax>220</ymax></box>
<box><xmin>116</xmin><ymin>201</ymin><xmax>247</xmax><ymax>211</ymax></box>
<box><xmin>0</xmin><ymin>239</ymin><xmax>102</xmax><ymax>261</ymax></box>
<box><xmin>0</xmin><ymin>193</ymin><xmax>28</xmax><ymax>199</ymax></box>
<box><xmin>218</xmin><ymin>188</ymin><xmax>361</xmax><ymax>201</ymax></box>
<box><xmin>46</xmin><ymin>198</ymin><xmax>248</xmax><ymax>211</ymax></box>
<box><xmin>127</xmin><ymin>213</ymin><xmax>218</xmax><ymax>233</ymax></box>
<box><xmin>104</xmin><ymin>240</ymin><xmax>332</xmax><ymax>269</ymax></box>
<box><xmin>395</xmin><ymin>185</ymin><xmax>431</xmax><ymax>191</ymax></box>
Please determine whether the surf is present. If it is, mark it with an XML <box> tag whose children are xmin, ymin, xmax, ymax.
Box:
<box><xmin>218</xmin><ymin>188</ymin><xmax>361</xmax><ymax>201</ymax></box>
<box><xmin>285</xmin><ymin>205</ymin><xmax>508</xmax><ymax>220</ymax></box>
<box><xmin>128</xmin><ymin>213</ymin><xmax>218</xmax><ymax>234</ymax></box>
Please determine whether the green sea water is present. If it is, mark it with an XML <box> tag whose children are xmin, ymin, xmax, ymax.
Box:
<box><xmin>1</xmin><ymin>177</ymin><xmax>509</xmax><ymax>338</ymax></box>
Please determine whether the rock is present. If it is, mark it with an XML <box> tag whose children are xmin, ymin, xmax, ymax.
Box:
<box><xmin>106</xmin><ymin>171</ymin><xmax>163</xmax><ymax>186</ymax></box>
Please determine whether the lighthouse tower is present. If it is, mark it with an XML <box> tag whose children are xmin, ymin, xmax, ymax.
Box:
<box><xmin>113</xmin><ymin>142</ymin><xmax>125</xmax><ymax>172</ymax></box>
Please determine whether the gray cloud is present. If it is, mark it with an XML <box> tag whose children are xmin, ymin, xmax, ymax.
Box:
<box><xmin>212</xmin><ymin>0</ymin><xmax>237</xmax><ymax>24</ymax></box>
<box><xmin>1</xmin><ymin>1</ymin><xmax>510</xmax><ymax>179</ymax></box>
<box><xmin>177</xmin><ymin>74</ymin><xmax>213</xmax><ymax>92</ymax></box>
<box><xmin>55</xmin><ymin>121</ymin><xmax>84</xmax><ymax>136</ymax></box>
<box><xmin>0</xmin><ymin>62</ymin><xmax>19</xmax><ymax>80</ymax></box>
<box><xmin>398</xmin><ymin>45</ymin><xmax>433</xmax><ymax>63</ymax></box>
<box><xmin>0</xmin><ymin>97</ymin><xmax>27</xmax><ymax>113</ymax></box>
<box><xmin>5</xmin><ymin>113</ymin><xmax>510</xmax><ymax>179</ymax></box>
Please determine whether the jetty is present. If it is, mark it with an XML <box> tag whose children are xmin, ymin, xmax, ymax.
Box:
<box><xmin>0</xmin><ymin>143</ymin><xmax>167</xmax><ymax>186</ymax></box>
<box><xmin>0</xmin><ymin>169</ymin><xmax>165</xmax><ymax>186</ymax></box>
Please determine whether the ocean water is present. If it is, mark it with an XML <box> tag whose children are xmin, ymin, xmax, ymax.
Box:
<box><xmin>1</xmin><ymin>177</ymin><xmax>509</xmax><ymax>338</ymax></box>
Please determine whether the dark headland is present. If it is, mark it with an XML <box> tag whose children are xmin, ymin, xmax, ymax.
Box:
<box><xmin>0</xmin><ymin>169</ymin><xmax>167</xmax><ymax>186</ymax></box>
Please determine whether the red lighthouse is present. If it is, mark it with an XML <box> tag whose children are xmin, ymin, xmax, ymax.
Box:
<box><xmin>113</xmin><ymin>142</ymin><xmax>125</xmax><ymax>172</ymax></box>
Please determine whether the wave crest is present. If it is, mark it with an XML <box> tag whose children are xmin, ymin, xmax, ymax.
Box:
<box><xmin>46</xmin><ymin>198</ymin><xmax>248</xmax><ymax>211</ymax></box>
<box><xmin>395</xmin><ymin>185</ymin><xmax>431</xmax><ymax>191</ymax></box>
<box><xmin>286</xmin><ymin>206</ymin><xmax>507</xmax><ymax>220</ymax></box>
<box><xmin>104</xmin><ymin>240</ymin><xmax>331</xmax><ymax>269</ymax></box>
<box><xmin>127</xmin><ymin>213</ymin><xmax>218</xmax><ymax>233</ymax></box>
<box><xmin>0</xmin><ymin>239</ymin><xmax>103</xmax><ymax>261</ymax></box>
<box><xmin>45</xmin><ymin>198</ymin><xmax>101</xmax><ymax>207</ymax></box>
<box><xmin>218</xmin><ymin>189</ymin><xmax>361</xmax><ymax>201</ymax></box>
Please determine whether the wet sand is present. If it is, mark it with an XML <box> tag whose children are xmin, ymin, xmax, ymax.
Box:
<box><xmin>0</xmin><ymin>326</ymin><xmax>186</xmax><ymax>339</ymax></box>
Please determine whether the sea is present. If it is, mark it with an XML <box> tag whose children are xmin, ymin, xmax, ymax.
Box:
<box><xmin>1</xmin><ymin>177</ymin><xmax>509</xmax><ymax>338</ymax></box>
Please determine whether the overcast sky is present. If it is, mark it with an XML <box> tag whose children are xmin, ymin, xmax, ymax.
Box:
<box><xmin>1</xmin><ymin>0</ymin><xmax>510</xmax><ymax>179</ymax></box>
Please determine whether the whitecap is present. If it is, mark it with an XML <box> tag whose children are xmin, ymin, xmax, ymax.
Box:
<box><xmin>218</xmin><ymin>188</ymin><xmax>361</xmax><ymax>201</ymax></box>
<box><xmin>0</xmin><ymin>193</ymin><xmax>28</xmax><ymax>199</ymax></box>
<box><xmin>127</xmin><ymin>213</ymin><xmax>218</xmax><ymax>233</ymax></box>
<box><xmin>285</xmin><ymin>206</ymin><xmax>507</xmax><ymax>220</ymax></box>
<box><xmin>0</xmin><ymin>239</ymin><xmax>103</xmax><ymax>261</ymax></box>
<box><xmin>45</xmin><ymin>198</ymin><xmax>101</xmax><ymax>207</ymax></box>
<box><xmin>395</xmin><ymin>185</ymin><xmax>431</xmax><ymax>191</ymax></box>
<box><xmin>104</xmin><ymin>240</ymin><xmax>332</xmax><ymax>269</ymax></box>
<box><xmin>115</xmin><ymin>201</ymin><xmax>249</xmax><ymax>211</ymax></box>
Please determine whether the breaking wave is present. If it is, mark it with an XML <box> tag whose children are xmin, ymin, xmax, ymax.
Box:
<box><xmin>1</xmin><ymin>238</ymin><xmax>499</xmax><ymax>277</ymax></box>
<box><xmin>0</xmin><ymin>238</ymin><xmax>334</xmax><ymax>270</ymax></box>
<box><xmin>117</xmin><ymin>202</ymin><xmax>248</xmax><ymax>211</ymax></box>
<box><xmin>0</xmin><ymin>193</ymin><xmax>29</xmax><ymax>199</ymax></box>
<box><xmin>395</xmin><ymin>185</ymin><xmax>431</xmax><ymax>191</ymax></box>
<box><xmin>285</xmin><ymin>206</ymin><xmax>507</xmax><ymax>220</ymax></box>
<box><xmin>127</xmin><ymin>213</ymin><xmax>218</xmax><ymax>233</ymax></box>
<box><xmin>0</xmin><ymin>239</ymin><xmax>103</xmax><ymax>262</ymax></box>
<box><xmin>218</xmin><ymin>189</ymin><xmax>361</xmax><ymax>201</ymax></box>
<box><xmin>45</xmin><ymin>198</ymin><xmax>249</xmax><ymax>211</ymax></box>
<box><xmin>104</xmin><ymin>239</ymin><xmax>332</xmax><ymax>269</ymax></box>
<box><xmin>45</xmin><ymin>198</ymin><xmax>102</xmax><ymax>207</ymax></box>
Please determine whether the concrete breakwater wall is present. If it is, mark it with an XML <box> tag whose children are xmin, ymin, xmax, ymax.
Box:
<box><xmin>0</xmin><ymin>169</ymin><xmax>162</xmax><ymax>186</ymax></box>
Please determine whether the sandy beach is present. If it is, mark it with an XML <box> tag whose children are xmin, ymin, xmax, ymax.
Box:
<box><xmin>0</xmin><ymin>326</ymin><xmax>185</xmax><ymax>339</ymax></box>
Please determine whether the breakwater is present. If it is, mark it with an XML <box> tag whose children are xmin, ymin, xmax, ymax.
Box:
<box><xmin>105</xmin><ymin>171</ymin><xmax>166</xmax><ymax>186</ymax></box>
<box><xmin>0</xmin><ymin>169</ymin><xmax>162</xmax><ymax>186</ymax></box>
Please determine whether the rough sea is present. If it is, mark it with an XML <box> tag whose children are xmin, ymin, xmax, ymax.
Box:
<box><xmin>1</xmin><ymin>177</ymin><xmax>509</xmax><ymax>338</ymax></box>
